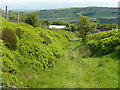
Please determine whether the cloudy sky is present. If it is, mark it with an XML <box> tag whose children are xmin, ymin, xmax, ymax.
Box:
<box><xmin>1</xmin><ymin>0</ymin><xmax>120</xmax><ymax>10</ymax></box>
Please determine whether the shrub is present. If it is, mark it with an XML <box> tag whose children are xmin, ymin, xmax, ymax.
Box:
<box><xmin>2</xmin><ymin>28</ymin><xmax>17</xmax><ymax>50</ymax></box>
<box><xmin>40</xmin><ymin>33</ymin><xmax>52</xmax><ymax>45</ymax></box>
<box><xmin>16</xmin><ymin>28</ymin><xmax>22</xmax><ymax>38</ymax></box>
<box><xmin>0</xmin><ymin>32</ymin><xmax>2</xmax><ymax>39</ymax></box>
<box><xmin>25</xmin><ymin>13</ymin><xmax>39</xmax><ymax>27</ymax></box>
<box><xmin>79</xmin><ymin>46</ymin><xmax>93</xmax><ymax>58</ymax></box>
<box><xmin>85</xmin><ymin>29</ymin><xmax>120</xmax><ymax>55</ymax></box>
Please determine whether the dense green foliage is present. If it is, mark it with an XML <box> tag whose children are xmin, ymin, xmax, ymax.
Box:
<box><xmin>1</xmin><ymin>16</ymin><xmax>119</xmax><ymax>88</ymax></box>
<box><xmin>2</xmin><ymin>28</ymin><xmax>17</xmax><ymax>50</ymax></box>
<box><xmin>97</xmin><ymin>18</ymin><xmax>117</xmax><ymax>24</ymax></box>
<box><xmin>38</xmin><ymin>7</ymin><xmax>118</xmax><ymax>24</ymax></box>
<box><xmin>1</xmin><ymin>17</ymin><xmax>71</xmax><ymax>87</ymax></box>
<box><xmin>38</xmin><ymin>20</ymin><xmax>50</xmax><ymax>29</ymax></box>
<box><xmin>25</xmin><ymin>13</ymin><xmax>39</xmax><ymax>27</ymax></box>
<box><xmin>7</xmin><ymin>11</ymin><xmax>18</xmax><ymax>21</ymax></box>
<box><xmin>97</xmin><ymin>23</ymin><xmax>118</xmax><ymax>30</ymax></box>
<box><xmin>77</xmin><ymin>15</ymin><xmax>97</xmax><ymax>41</ymax></box>
<box><xmin>2</xmin><ymin>38</ymin><xmax>118</xmax><ymax>88</ymax></box>
<box><xmin>85</xmin><ymin>29</ymin><xmax>120</xmax><ymax>55</ymax></box>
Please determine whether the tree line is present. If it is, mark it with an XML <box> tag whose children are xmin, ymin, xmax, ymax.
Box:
<box><xmin>1</xmin><ymin>9</ymin><xmax>119</xmax><ymax>43</ymax></box>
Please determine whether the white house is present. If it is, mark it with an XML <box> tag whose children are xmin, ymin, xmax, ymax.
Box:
<box><xmin>49</xmin><ymin>25</ymin><xmax>66</xmax><ymax>29</ymax></box>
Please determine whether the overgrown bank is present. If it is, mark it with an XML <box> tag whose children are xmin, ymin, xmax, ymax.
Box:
<box><xmin>1</xmin><ymin>17</ymin><xmax>119</xmax><ymax>88</ymax></box>
<box><xmin>2</xmin><ymin>39</ymin><xmax>118</xmax><ymax>88</ymax></box>
<box><xmin>85</xmin><ymin>29</ymin><xmax>120</xmax><ymax>56</ymax></box>
<box><xmin>1</xmin><ymin>17</ymin><xmax>72</xmax><ymax>87</ymax></box>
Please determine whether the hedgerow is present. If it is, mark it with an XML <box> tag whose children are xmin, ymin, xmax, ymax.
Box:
<box><xmin>85</xmin><ymin>29</ymin><xmax>120</xmax><ymax>55</ymax></box>
<box><xmin>1</xmin><ymin>17</ymin><xmax>70</xmax><ymax>87</ymax></box>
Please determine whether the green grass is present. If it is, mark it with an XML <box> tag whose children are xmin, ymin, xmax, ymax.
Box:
<box><xmin>16</xmin><ymin>39</ymin><xmax>118</xmax><ymax>88</ymax></box>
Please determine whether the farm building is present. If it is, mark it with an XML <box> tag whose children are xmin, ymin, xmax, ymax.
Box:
<box><xmin>49</xmin><ymin>25</ymin><xmax>66</xmax><ymax>29</ymax></box>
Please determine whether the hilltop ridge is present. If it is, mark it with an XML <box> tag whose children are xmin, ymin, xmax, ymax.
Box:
<box><xmin>38</xmin><ymin>7</ymin><xmax>118</xmax><ymax>24</ymax></box>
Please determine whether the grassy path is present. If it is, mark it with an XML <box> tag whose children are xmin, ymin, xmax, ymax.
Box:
<box><xmin>18</xmin><ymin>39</ymin><xmax>118</xmax><ymax>88</ymax></box>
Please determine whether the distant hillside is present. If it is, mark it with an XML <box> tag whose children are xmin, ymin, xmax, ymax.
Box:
<box><xmin>38</xmin><ymin>7</ymin><xmax>118</xmax><ymax>24</ymax></box>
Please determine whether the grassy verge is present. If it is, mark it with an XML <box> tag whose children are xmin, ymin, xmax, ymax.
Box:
<box><xmin>16</xmin><ymin>39</ymin><xmax>118</xmax><ymax>88</ymax></box>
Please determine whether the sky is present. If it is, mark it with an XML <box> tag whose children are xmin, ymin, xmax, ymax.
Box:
<box><xmin>1</xmin><ymin>0</ymin><xmax>120</xmax><ymax>10</ymax></box>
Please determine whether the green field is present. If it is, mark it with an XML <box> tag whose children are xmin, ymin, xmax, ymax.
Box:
<box><xmin>38</xmin><ymin>7</ymin><xmax>118</xmax><ymax>24</ymax></box>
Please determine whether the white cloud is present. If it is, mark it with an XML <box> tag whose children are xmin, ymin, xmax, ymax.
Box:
<box><xmin>1</xmin><ymin>0</ymin><xmax>120</xmax><ymax>3</ymax></box>
<box><xmin>1</xmin><ymin>0</ymin><xmax>119</xmax><ymax>10</ymax></box>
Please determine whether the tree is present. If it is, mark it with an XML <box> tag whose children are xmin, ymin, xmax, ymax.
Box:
<box><xmin>25</xmin><ymin>13</ymin><xmax>39</xmax><ymax>27</ymax></box>
<box><xmin>8</xmin><ymin>11</ymin><xmax>17</xmax><ymax>21</ymax></box>
<box><xmin>38</xmin><ymin>20</ymin><xmax>50</xmax><ymax>29</ymax></box>
<box><xmin>97</xmin><ymin>23</ymin><xmax>118</xmax><ymax>31</ymax></box>
<box><xmin>52</xmin><ymin>20</ymin><xmax>66</xmax><ymax>25</ymax></box>
<box><xmin>19</xmin><ymin>13</ymin><xmax>26</xmax><ymax>22</ymax></box>
<box><xmin>77</xmin><ymin>15</ymin><xmax>97</xmax><ymax>42</ymax></box>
